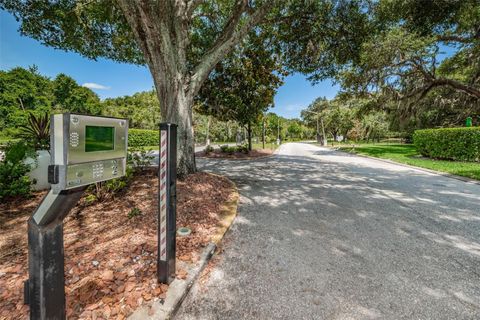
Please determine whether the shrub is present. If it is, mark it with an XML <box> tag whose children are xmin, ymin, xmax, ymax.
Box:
<box><xmin>0</xmin><ymin>141</ymin><xmax>36</xmax><ymax>200</ymax></box>
<box><xmin>413</xmin><ymin>127</ymin><xmax>480</xmax><ymax>162</ymax></box>
<box><xmin>128</xmin><ymin>148</ymin><xmax>155</xmax><ymax>169</ymax></box>
<box><xmin>219</xmin><ymin>145</ymin><xmax>236</xmax><ymax>154</ymax></box>
<box><xmin>128</xmin><ymin>129</ymin><xmax>159</xmax><ymax>148</ymax></box>
<box><xmin>85</xmin><ymin>166</ymin><xmax>134</xmax><ymax>204</ymax></box>
<box><xmin>204</xmin><ymin>145</ymin><xmax>214</xmax><ymax>154</ymax></box>
<box><xmin>18</xmin><ymin>112</ymin><xmax>50</xmax><ymax>150</ymax></box>
<box><xmin>236</xmin><ymin>144</ymin><xmax>249</xmax><ymax>154</ymax></box>
<box><xmin>84</xmin><ymin>145</ymin><xmax>154</xmax><ymax>205</ymax></box>
<box><xmin>128</xmin><ymin>207</ymin><xmax>142</xmax><ymax>219</ymax></box>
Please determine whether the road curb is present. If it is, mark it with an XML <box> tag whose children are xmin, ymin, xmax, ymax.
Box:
<box><xmin>334</xmin><ymin>148</ymin><xmax>480</xmax><ymax>186</ymax></box>
<box><xmin>209</xmin><ymin>174</ymin><xmax>240</xmax><ymax>245</ymax></box>
<box><xmin>128</xmin><ymin>176</ymin><xmax>240</xmax><ymax>320</ymax></box>
<box><xmin>128</xmin><ymin>243</ymin><xmax>216</xmax><ymax>320</ymax></box>
<box><xmin>197</xmin><ymin>152</ymin><xmax>276</xmax><ymax>161</ymax></box>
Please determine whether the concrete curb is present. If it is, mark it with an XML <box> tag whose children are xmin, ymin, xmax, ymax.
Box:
<box><xmin>197</xmin><ymin>152</ymin><xmax>276</xmax><ymax>161</ymax></box>
<box><xmin>333</xmin><ymin>148</ymin><xmax>480</xmax><ymax>186</ymax></box>
<box><xmin>208</xmin><ymin>174</ymin><xmax>240</xmax><ymax>245</ymax></box>
<box><xmin>128</xmin><ymin>243</ymin><xmax>216</xmax><ymax>320</ymax></box>
<box><xmin>128</xmin><ymin>176</ymin><xmax>240</xmax><ymax>320</ymax></box>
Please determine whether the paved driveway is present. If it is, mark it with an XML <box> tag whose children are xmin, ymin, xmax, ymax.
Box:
<box><xmin>176</xmin><ymin>143</ymin><xmax>480</xmax><ymax>320</ymax></box>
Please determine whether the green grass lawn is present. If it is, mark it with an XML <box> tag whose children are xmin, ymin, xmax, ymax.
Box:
<box><xmin>251</xmin><ymin>142</ymin><xmax>278</xmax><ymax>150</ymax></box>
<box><xmin>338</xmin><ymin>143</ymin><xmax>480</xmax><ymax>180</ymax></box>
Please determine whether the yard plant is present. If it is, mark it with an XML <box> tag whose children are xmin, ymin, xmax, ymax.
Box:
<box><xmin>413</xmin><ymin>127</ymin><xmax>480</xmax><ymax>162</ymax></box>
<box><xmin>128</xmin><ymin>129</ymin><xmax>159</xmax><ymax>148</ymax></box>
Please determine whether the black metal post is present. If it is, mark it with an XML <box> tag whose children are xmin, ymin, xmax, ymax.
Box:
<box><xmin>27</xmin><ymin>220</ymin><xmax>65</xmax><ymax>320</ymax></box>
<box><xmin>158</xmin><ymin>123</ymin><xmax>177</xmax><ymax>284</ymax></box>
<box><xmin>25</xmin><ymin>188</ymin><xmax>84</xmax><ymax>320</ymax></box>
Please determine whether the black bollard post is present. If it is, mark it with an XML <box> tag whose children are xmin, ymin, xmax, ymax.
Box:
<box><xmin>25</xmin><ymin>188</ymin><xmax>84</xmax><ymax>320</ymax></box>
<box><xmin>158</xmin><ymin>123</ymin><xmax>177</xmax><ymax>284</ymax></box>
<box><xmin>27</xmin><ymin>219</ymin><xmax>66</xmax><ymax>320</ymax></box>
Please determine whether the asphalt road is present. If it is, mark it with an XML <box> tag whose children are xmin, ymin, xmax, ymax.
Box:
<box><xmin>175</xmin><ymin>142</ymin><xmax>480</xmax><ymax>320</ymax></box>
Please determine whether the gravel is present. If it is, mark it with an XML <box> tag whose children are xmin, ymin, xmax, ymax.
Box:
<box><xmin>175</xmin><ymin>142</ymin><xmax>480</xmax><ymax>320</ymax></box>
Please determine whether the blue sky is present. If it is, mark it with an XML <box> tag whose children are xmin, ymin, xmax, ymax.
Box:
<box><xmin>0</xmin><ymin>9</ymin><xmax>339</xmax><ymax>119</ymax></box>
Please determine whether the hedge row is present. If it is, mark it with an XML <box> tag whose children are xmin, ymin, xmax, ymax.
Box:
<box><xmin>413</xmin><ymin>127</ymin><xmax>480</xmax><ymax>162</ymax></box>
<box><xmin>128</xmin><ymin>129</ymin><xmax>159</xmax><ymax>148</ymax></box>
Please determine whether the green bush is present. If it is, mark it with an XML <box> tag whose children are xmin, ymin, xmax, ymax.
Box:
<box><xmin>128</xmin><ymin>207</ymin><xmax>142</xmax><ymax>219</ymax></box>
<box><xmin>220</xmin><ymin>145</ymin><xmax>236</xmax><ymax>154</ymax></box>
<box><xmin>128</xmin><ymin>148</ymin><xmax>155</xmax><ymax>169</ymax></box>
<box><xmin>204</xmin><ymin>145</ymin><xmax>214</xmax><ymax>154</ymax></box>
<box><xmin>0</xmin><ymin>141</ymin><xmax>36</xmax><ymax>200</ymax></box>
<box><xmin>128</xmin><ymin>129</ymin><xmax>159</xmax><ymax>147</ymax></box>
<box><xmin>236</xmin><ymin>144</ymin><xmax>249</xmax><ymax>154</ymax></box>
<box><xmin>18</xmin><ymin>112</ymin><xmax>50</xmax><ymax>150</ymax></box>
<box><xmin>413</xmin><ymin>127</ymin><xmax>480</xmax><ymax>162</ymax></box>
<box><xmin>85</xmin><ymin>166</ymin><xmax>134</xmax><ymax>204</ymax></box>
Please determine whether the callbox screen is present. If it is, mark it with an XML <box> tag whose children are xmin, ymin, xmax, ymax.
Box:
<box><xmin>85</xmin><ymin>126</ymin><xmax>115</xmax><ymax>152</ymax></box>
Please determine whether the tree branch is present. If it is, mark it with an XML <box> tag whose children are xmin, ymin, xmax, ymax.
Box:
<box><xmin>404</xmin><ymin>78</ymin><xmax>480</xmax><ymax>100</ymax></box>
<box><xmin>433</xmin><ymin>78</ymin><xmax>480</xmax><ymax>99</ymax></box>
<box><xmin>187</xmin><ymin>0</ymin><xmax>275</xmax><ymax>98</ymax></box>
<box><xmin>185</xmin><ymin>0</ymin><xmax>204</xmax><ymax>18</ymax></box>
<box><xmin>436</xmin><ymin>34</ymin><xmax>479</xmax><ymax>44</ymax></box>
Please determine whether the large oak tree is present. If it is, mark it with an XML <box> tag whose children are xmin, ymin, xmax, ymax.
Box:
<box><xmin>1</xmin><ymin>0</ymin><xmax>371</xmax><ymax>175</ymax></box>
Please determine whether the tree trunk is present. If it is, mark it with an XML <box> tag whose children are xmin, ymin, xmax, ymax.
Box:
<box><xmin>116</xmin><ymin>0</ymin><xmax>275</xmax><ymax>177</ymax></box>
<box><xmin>247</xmin><ymin>122</ymin><xmax>252</xmax><ymax>151</ymax></box>
<box><xmin>167</xmin><ymin>90</ymin><xmax>197</xmax><ymax>178</ymax></box>
<box><xmin>150</xmin><ymin>69</ymin><xmax>196</xmax><ymax>178</ymax></box>
<box><xmin>168</xmin><ymin>95</ymin><xmax>196</xmax><ymax>178</ymax></box>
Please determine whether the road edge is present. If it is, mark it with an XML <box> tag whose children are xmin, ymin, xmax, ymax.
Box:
<box><xmin>128</xmin><ymin>176</ymin><xmax>240</xmax><ymax>320</ymax></box>
<box><xmin>333</xmin><ymin>148</ymin><xmax>480</xmax><ymax>186</ymax></box>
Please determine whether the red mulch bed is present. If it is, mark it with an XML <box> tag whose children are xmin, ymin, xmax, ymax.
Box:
<box><xmin>196</xmin><ymin>148</ymin><xmax>273</xmax><ymax>159</ymax></box>
<box><xmin>0</xmin><ymin>170</ymin><xmax>236</xmax><ymax>320</ymax></box>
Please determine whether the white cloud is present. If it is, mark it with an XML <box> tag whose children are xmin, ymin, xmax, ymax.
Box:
<box><xmin>284</xmin><ymin>104</ymin><xmax>301</xmax><ymax>112</ymax></box>
<box><xmin>82</xmin><ymin>82</ymin><xmax>111</xmax><ymax>90</ymax></box>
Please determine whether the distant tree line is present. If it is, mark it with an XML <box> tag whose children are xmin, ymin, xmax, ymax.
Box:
<box><xmin>301</xmin><ymin>0</ymin><xmax>480</xmax><ymax>142</ymax></box>
<box><xmin>0</xmin><ymin>66</ymin><xmax>312</xmax><ymax>146</ymax></box>
<box><xmin>0</xmin><ymin>66</ymin><xmax>101</xmax><ymax>137</ymax></box>
<box><xmin>0</xmin><ymin>66</ymin><xmax>163</xmax><ymax>138</ymax></box>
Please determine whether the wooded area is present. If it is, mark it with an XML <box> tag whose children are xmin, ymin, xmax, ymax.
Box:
<box><xmin>1</xmin><ymin>0</ymin><xmax>479</xmax><ymax>172</ymax></box>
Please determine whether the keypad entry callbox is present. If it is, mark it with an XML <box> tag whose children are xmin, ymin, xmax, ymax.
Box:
<box><xmin>49</xmin><ymin>113</ymin><xmax>128</xmax><ymax>192</ymax></box>
<box><xmin>27</xmin><ymin>113</ymin><xmax>128</xmax><ymax>320</ymax></box>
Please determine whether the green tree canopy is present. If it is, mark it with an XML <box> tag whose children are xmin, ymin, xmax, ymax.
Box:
<box><xmin>196</xmin><ymin>33</ymin><xmax>284</xmax><ymax>150</ymax></box>
<box><xmin>0</xmin><ymin>66</ymin><xmax>101</xmax><ymax>136</ymax></box>
<box><xmin>102</xmin><ymin>90</ymin><xmax>161</xmax><ymax>129</ymax></box>
<box><xmin>0</xmin><ymin>0</ymin><xmax>373</xmax><ymax>175</ymax></box>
